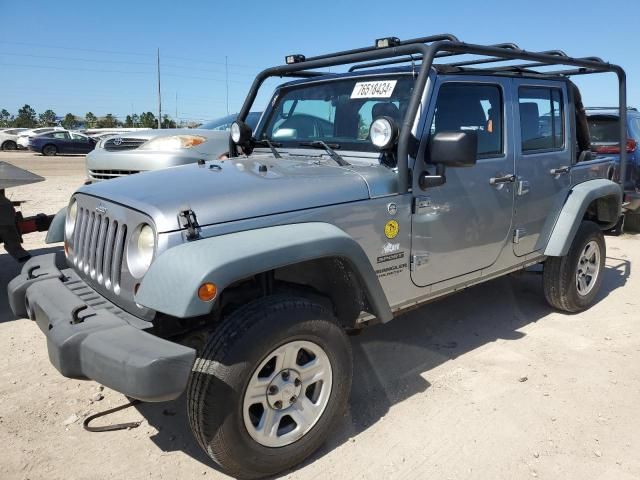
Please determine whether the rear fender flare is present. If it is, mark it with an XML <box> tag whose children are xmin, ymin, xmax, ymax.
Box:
<box><xmin>544</xmin><ymin>179</ymin><xmax>622</xmax><ymax>257</ymax></box>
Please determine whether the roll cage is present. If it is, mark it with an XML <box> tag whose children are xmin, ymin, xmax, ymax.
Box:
<box><xmin>232</xmin><ymin>34</ymin><xmax>627</xmax><ymax>194</ymax></box>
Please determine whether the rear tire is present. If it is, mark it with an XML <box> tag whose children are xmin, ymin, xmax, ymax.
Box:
<box><xmin>42</xmin><ymin>144</ymin><xmax>58</xmax><ymax>156</ymax></box>
<box><xmin>624</xmin><ymin>213</ymin><xmax>640</xmax><ymax>232</ymax></box>
<box><xmin>543</xmin><ymin>221</ymin><xmax>605</xmax><ymax>312</ymax></box>
<box><xmin>187</xmin><ymin>295</ymin><xmax>352</xmax><ymax>479</ymax></box>
<box><xmin>1</xmin><ymin>140</ymin><xmax>17</xmax><ymax>151</ymax></box>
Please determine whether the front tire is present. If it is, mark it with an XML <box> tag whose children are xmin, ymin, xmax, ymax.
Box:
<box><xmin>543</xmin><ymin>221</ymin><xmax>606</xmax><ymax>312</ymax></box>
<box><xmin>187</xmin><ymin>295</ymin><xmax>352</xmax><ymax>479</ymax></box>
<box><xmin>42</xmin><ymin>144</ymin><xmax>57</xmax><ymax>156</ymax></box>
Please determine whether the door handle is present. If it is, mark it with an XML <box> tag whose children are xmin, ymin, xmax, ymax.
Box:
<box><xmin>550</xmin><ymin>166</ymin><xmax>570</xmax><ymax>175</ymax></box>
<box><xmin>489</xmin><ymin>174</ymin><xmax>516</xmax><ymax>185</ymax></box>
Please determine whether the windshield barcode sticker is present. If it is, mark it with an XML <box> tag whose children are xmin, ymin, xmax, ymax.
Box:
<box><xmin>350</xmin><ymin>80</ymin><xmax>397</xmax><ymax>99</ymax></box>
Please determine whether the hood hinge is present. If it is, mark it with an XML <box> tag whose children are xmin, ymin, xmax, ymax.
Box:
<box><xmin>179</xmin><ymin>209</ymin><xmax>200</xmax><ymax>240</ymax></box>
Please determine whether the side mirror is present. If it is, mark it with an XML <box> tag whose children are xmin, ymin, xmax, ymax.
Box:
<box><xmin>427</xmin><ymin>131</ymin><xmax>478</xmax><ymax>167</ymax></box>
<box><xmin>419</xmin><ymin>131</ymin><xmax>478</xmax><ymax>190</ymax></box>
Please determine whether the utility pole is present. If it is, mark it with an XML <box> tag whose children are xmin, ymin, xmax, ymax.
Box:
<box><xmin>157</xmin><ymin>48</ymin><xmax>162</xmax><ymax>129</ymax></box>
<box><xmin>225</xmin><ymin>55</ymin><xmax>229</xmax><ymax>115</ymax></box>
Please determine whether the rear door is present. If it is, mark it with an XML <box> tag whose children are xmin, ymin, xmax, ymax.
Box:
<box><xmin>410</xmin><ymin>76</ymin><xmax>515</xmax><ymax>287</ymax></box>
<box><xmin>512</xmin><ymin>80</ymin><xmax>572</xmax><ymax>256</ymax></box>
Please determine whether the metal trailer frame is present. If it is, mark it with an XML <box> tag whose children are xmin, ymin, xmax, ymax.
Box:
<box><xmin>232</xmin><ymin>34</ymin><xmax>627</xmax><ymax>194</ymax></box>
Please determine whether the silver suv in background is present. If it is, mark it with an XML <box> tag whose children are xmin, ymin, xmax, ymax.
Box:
<box><xmin>85</xmin><ymin>112</ymin><xmax>262</xmax><ymax>181</ymax></box>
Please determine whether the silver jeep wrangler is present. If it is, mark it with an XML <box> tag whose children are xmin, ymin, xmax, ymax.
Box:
<box><xmin>7</xmin><ymin>34</ymin><xmax>629</xmax><ymax>479</ymax></box>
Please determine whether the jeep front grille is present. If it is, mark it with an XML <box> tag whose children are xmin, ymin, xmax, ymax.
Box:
<box><xmin>71</xmin><ymin>207</ymin><xmax>127</xmax><ymax>294</ymax></box>
<box><xmin>103</xmin><ymin>138</ymin><xmax>146</xmax><ymax>151</ymax></box>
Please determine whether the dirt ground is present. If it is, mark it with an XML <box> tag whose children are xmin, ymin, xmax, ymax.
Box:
<box><xmin>0</xmin><ymin>151</ymin><xmax>639</xmax><ymax>480</ymax></box>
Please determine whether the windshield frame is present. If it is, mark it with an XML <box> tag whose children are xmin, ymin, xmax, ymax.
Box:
<box><xmin>255</xmin><ymin>72</ymin><xmax>417</xmax><ymax>154</ymax></box>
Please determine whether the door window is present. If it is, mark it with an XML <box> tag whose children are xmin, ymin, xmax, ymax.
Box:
<box><xmin>429</xmin><ymin>83</ymin><xmax>503</xmax><ymax>157</ymax></box>
<box><xmin>519</xmin><ymin>87</ymin><xmax>564</xmax><ymax>152</ymax></box>
<box><xmin>71</xmin><ymin>133</ymin><xmax>88</xmax><ymax>142</ymax></box>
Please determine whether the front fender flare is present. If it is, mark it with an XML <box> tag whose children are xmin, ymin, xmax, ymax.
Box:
<box><xmin>136</xmin><ymin>222</ymin><xmax>393</xmax><ymax>322</ymax></box>
<box><xmin>45</xmin><ymin>207</ymin><xmax>66</xmax><ymax>244</ymax></box>
<box><xmin>544</xmin><ymin>179</ymin><xmax>621</xmax><ymax>257</ymax></box>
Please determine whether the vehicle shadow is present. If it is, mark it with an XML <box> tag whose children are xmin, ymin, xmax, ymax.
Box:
<box><xmin>0</xmin><ymin>246</ymin><xmax>64</xmax><ymax>324</ymax></box>
<box><xmin>135</xmin><ymin>256</ymin><xmax>630</xmax><ymax>476</ymax></box>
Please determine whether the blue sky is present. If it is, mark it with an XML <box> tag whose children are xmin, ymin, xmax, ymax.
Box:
<box><xmin>0</xmin><ymin>0</ymin><xmax>637</xmax><ymax>123</ymax></box>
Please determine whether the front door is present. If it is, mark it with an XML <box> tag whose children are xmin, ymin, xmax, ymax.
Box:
<box><xmin>411</xmin><ymin>77</ymin><xmax>515</xmax><ymax>287</ymax></box>
<box><xmin>512</xmin><ymin>80</ymin><xmax>572</xmax><ymax>256</ymax></box>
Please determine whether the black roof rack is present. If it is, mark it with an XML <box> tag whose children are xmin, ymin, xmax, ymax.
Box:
<box><xmin>233</xmin><ymin>33</ymin><xmax>627</xmax><ymax>192</ymax></box>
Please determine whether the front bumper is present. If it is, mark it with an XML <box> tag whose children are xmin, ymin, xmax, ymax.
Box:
<box><xmin>7</xmin><ymin>254</ymin><xmax>196</xmax><ymax>402</ymax></box>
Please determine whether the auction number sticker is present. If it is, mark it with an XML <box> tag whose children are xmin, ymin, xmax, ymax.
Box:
<box><xmin>351</xmin><ymin>80</ymin><xmax>397</xmax><ymax>99</ymax></box>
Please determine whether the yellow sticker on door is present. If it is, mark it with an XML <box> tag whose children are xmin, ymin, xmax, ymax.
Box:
<box><xmin>384</xmin><ymin>220</ymin><xmax>399</xmax><ymax>239</ymax></box>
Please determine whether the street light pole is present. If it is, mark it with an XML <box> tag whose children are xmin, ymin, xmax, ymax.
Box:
<box><xmin>157</xmin><ymin>48</ymin><xmax>162</xmax><ymax>129</ymax></box>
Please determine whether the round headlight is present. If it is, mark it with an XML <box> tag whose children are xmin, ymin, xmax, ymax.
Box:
<box><xmin>370</xmin><ymin>117</ymin><xmax>399</xmax><ymax>150</ymax></box>
<box><xmin>65</xmin><ymin>199</ymin><xmax>78</xmax><ymax>239</ymax></box>
<box><xmin>127</xmin><ymin>223</ymin><xmax>155</xmax><ymax>278</ymax></box>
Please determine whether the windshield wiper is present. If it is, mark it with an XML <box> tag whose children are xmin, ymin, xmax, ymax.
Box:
<box><xmin>300</xmin><ymin>141</ymin><xmax>350</xmax><ymax>167</ymax></box>
<box><xmin>253</xmin><ymin>139</ymin><xmax>282</xmax><ymax>158</ymax></box>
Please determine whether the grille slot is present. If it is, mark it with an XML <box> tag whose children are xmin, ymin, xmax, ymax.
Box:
<box><xmin>89</xmin><ymin>169</ymin><xmax>141</xmax><ymax>180</ymax></box>
<box><xmin>103</xmin><ymin>138</ymin><xmax>146</xmax><ymax>151</ymax></box>
<box><xmin>71</xmin><ymin>207</ymin><xmax>126</xmax><ymax>292</ymax></box>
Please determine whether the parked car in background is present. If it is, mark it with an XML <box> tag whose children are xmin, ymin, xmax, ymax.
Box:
<box><xmin>0</xmin><ymin>128</ymin><xmax>29</xmax><ymax>150</ymax></box>
<box><xmin>16</xmin><ymin>127</ymin><xmax>65</xmax><ymax>149</ymax></box>
<box><xmin>85</xmin><ymin>112</ymin><xmax>261</xmax><ymax>181</ymax></box>
<box><xmin>587</xmin><ymin>107</ymin><xmax>640</xmax><ymax>229</ymax></box>
<box><xmin>28</xmin><ymin>130</ymin><xmax>96</xmax><ymax>156</ymax></box>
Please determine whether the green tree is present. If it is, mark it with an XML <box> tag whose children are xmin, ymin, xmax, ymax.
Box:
<box><xmin>0</xmin><ymin>109</ymin><xmax>12</xmax><ymax>127</ymax></box>
<box><xmin>97</xmin><ymin>113</ymin><xmax>119</xmax><ymax>128</ymax></box>
<box><xmin>61</xmin><ymin>113</ymin><xmax>78</xmax><ymax>130</ymax></box>
<box><xmin>161</xmin><ymin>114</ymin><xmax>176</xmax><ymax>129</ymax></box>
<box><xmin>85</xmin><ymin>112</ymin><xmax>97</xmax><ymax>128</ymax></box>
<box><xmin>131</xmin><ymin>113</ymin><xmax>139</xmax><ymax>127</ymax></box>
<box><xmin>38</xmin><ymin>109</ymin><xmax>57</xmax><ymax>127</ymax></box>
<box><xmin>139</xmin><ymin>111</ymin><xmax>157</xmax><ymax>128</ymax></box>
<box><xmin>14</xmin><ymin>104</ymin><xmax>37</xmax><ymax>128</ymax></box>
<box><xmin>123</xmin><ymin>115</ymin><xmax>133</xmax><ymax>127</ymax></box>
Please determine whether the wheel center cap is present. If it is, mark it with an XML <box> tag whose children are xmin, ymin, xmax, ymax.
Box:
<box><xmin>266</xmin><ymin>369</ymin><xmax>302</xmax><ymax>410</ymax></box>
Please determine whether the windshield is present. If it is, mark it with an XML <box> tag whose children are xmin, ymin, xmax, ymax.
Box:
<box><xmin>200</xmin><ymin>112</ymin><xmax>261</xmax><ymax>131</ymax></box>
<box><xmin>257</xmin><ymin>75</ymin><xmax>415</xmax><ymax>152</ymax></box>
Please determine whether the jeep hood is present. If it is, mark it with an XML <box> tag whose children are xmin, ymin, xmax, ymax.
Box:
<box><xmin>79</xmin><ymin>157</ymin><xmax>371</xmax><ymax>232</ymax></box>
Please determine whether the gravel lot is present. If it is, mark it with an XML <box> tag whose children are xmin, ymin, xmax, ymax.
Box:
<box><xmin>1</xmin><ymin>151</ymin><xmax>639</xmax><ymax>480</ymax></box>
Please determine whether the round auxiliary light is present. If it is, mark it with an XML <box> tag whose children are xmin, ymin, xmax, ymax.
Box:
<box><xmin>369</xmin><ymin>116</ymin><xmax>399</xmax><ymax>150</ymax></box>
<box><xmin>230</xmin><ymin>120</ymin><xmax>252</xmax><ymax>146</ymax></box>
<box><xmin>230</xmin><ymin>122</ymin><xmax>242</xmax><ymax>144</ymax></box>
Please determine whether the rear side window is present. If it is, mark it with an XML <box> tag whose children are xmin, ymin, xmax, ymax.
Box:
<box><xmin>519</xmin><ymin>87</ymin><xmax>564</xmax><ymax>152</ymax></box>
<box><xmin>429</xmin><ymin>83</ymin><xmax>503</xmax><ymax>157</ymax></box>
<box><xmin>587</xmin><ymin>115</ymin><xmax>621</xmax><ymax>143</ymax></box>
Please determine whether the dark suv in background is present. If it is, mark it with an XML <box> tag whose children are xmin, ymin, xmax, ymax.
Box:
<box><xmin>587</xmin><ymin>107</ymin><xmax>640</xmax><ymax>229</ymax></box>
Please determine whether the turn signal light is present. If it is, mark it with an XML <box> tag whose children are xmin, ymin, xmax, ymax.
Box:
<box><xmin>198</xmin><ymin>282</ymin><xmax>217</xmax><ymax>302</ymax></box>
